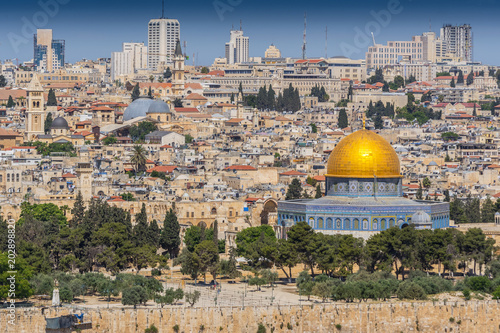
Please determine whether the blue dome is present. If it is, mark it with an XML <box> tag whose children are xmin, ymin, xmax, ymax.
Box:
<box><xmin>123</xmin><ymin>98</ymin><xmax>170</xmax><ymax>122</ymax></box>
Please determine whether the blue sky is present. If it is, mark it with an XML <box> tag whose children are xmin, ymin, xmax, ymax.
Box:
<box><xmin>1</xmin><ymin>0</ymin><xmax>499</xmax><ymax>65</ymax></box>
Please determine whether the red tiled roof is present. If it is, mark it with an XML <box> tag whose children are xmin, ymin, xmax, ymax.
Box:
<box><xmin>224</xmin><ymin>165</ymin><xmax>257</xmax><ymax>171</ymax></box>
<box><xmin>61</xmin><ymin>173</ymin><xmax>77</xmax><ymax>178</ymax></box>
<box><xmin>184</xmin><ymin>93</ymin><xmax>207</xmax><ymax>101</ymax></box>
<box><xmin>146</xmin><ymin>165</ymin><xmax>178</xmax><ymax>173</ymax></box>
<box><xmin>313</xmin><ymin>175</ymin><xmax>326</xmax><ymax>181</ymax></box>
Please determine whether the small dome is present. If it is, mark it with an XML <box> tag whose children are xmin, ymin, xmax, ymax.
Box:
<box><xmin>412</xmin><ymin>210</ymin><xmax>431</xmax><ymax>224</ymax></box>
<box><xmin>326</xmin><ymin>129</ymin><xmax>400</xmax><ymax>178</ymax></box>
<box><xmin>51</xmin><ymin>117</ymin><xmax>69</xmax><ymax>129</ymax></box>
<box><xmin>123</xmin><ymin>98</ymin><xmax>170</xmax><ymax>122</ymax></box>
<box><xmin>428</xmin><ymin>161</ymin><xmax>438</xmax><ymax>166</ymax></box>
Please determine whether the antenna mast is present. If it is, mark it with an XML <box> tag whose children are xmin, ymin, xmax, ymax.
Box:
<box><xmin>161</xmin><ymin>0</ymin><xmax>165</xmax><ymax>18</ymax></box>
<box><xmin>302</xmin><ymin>12</ymin><xmax>307</xmax><ymax>60</ymax></box>
<box><xmin>325</xmin><ymin>26</ymin><xmax>328</xmax><ymax>59</ymax></box>
<box><xmin>240</xmin><ymin>19</ymin><xmax>242</xmax><ymax>31</ymax></box>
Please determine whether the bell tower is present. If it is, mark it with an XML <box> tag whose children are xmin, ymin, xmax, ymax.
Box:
<box><xmin>26</xmin><ymin>75</ymin><xmax>45</xmax><ymax>141</ymax></box>
<box><xmin>172</xmin><ymin>39</ymin><xmax>185</xmax><ymax>96</ymax></box>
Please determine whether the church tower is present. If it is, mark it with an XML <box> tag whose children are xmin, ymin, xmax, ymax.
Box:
<box><xmin>172</xmin><ymin>39</ymin><xmax>185</xmax><ymax>96</ymax></box>
<box><xmin>26</xmin><ymin>75</ymin><xmax>46</xmax><ymax>141</ymax></box>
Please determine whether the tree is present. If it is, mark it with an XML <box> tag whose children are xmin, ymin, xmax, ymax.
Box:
<box><xmin>296</xmin><ymin>270</ymin><xmax>314</xmax><ymax>300</ymax></box>
<box><xmin>160</xmin><ymin>208</ymin><xmax>181</xmax><ymax>258</ymax></box>
<box><xmin>149</xmin><ymin>75</ymin><xmax>155</xmax><ymax>83</ymax></box>
<box><xmin>267</xmin><ymin>85</ymin><xmax>276</xmax><ymax>110</ymax></box>
<box><xmin>285</xmin><ymin>178</ymin><xmax>302</xmax><ymax>200</ymax></box>
<box><xmin>374</xmin><ymin>114</ymin><xmax>383</xmax><ymax>129</ymax></box>
<box><xmin>0</xmin><ymin>75</ymin><xmax>7</xmax><ymax>87</ymax></box>
<box><xmin>200</xmin><ymin>67</ymin><xmax>209</xmax><ymax>74</ymax></box>
<box><xmin>393</xmin><ymin>76</ymin><xmax>405</xmax><ymax>88</ymax></box>
<box><xmin>70</xmin><ymin>191</ymin><xmax>86</xmax><ymax>227</ymax></box>
<box><xmin>466</xmin><ymin>72</ymin><xmax>474</xmax><ymax>86</ymax></box>
<box><xmin>148</xmin><ymin>219</ymin><xmax>161</xmax><ymax>248</ymax></box>
<box><xmin>287</xmin><ymin>222</ymin><xmax>318</xmax><ymax>276</ymax></box>
<box><xmin>134</xmin><ymin>204</ymin><xmax>149</xmax><ymax>247</ymax></box>
<box><xmin>337</xmin><ymin>108</ymin><xmax>348</xmax><ymax>128</ymax></box>
<box><xmin>44</xmin><ymin>112</ymin><xmax>53</xmax><ymax>134</ymax></box>
<box><xmin>315</xmin><ymin>185</ymin><xmax>322</xmax><ymax>199</ymax></box>
<box><xmin>184</xmin><ymin>290</ymin><xmax>201</xmax><ymax>306</ymax></box>
<box><xmin>173</xmin><ymin>98</ymin><xmax>183</xmax><ymax>107</ymax></box>
<box><xmin>195</xmin><ymin>240</ymin><xmax>219</xmax><ymax>283</ymax></box>
<box><xmin>481</xmin><ymin>196</ymin><xmax>495</xmax><ymax>223</ymax></box>
<box><xmin>422</xmin><ymin>177</ymin><xmax>431</xmax><ymax>188</ymax></box>
<box><xmin>457</xmin><ymin>70</ymin><xmax>464</xmax><ymax>84</ymax></box>
<box><xmin>120</xmin><ymin>193</ymin><xmax>135</xmax><ymax>201</ymax></box>
<box><xmin>164</xmin><ymin>67</ymin><xmax>172</xmax><ymax>79</ymax></box>
<box><xmin>47</xmin><ymin>88</ymin><xmax>57</xmax><ymax>106</ymax></box>
<box><xmin>235</xmin><ymin>225</ymin><xmax>276</xmax><ymax>268</ymax></box>
<box><xmin>256</xmin><ymin>85</ymin><xmax>268</xmax><ymax>110</ymax></box>
<box><xmin>102</xmin><ymin>135</ymin><xmax>117</xmax><ymax>145</ymax></box>
<box><xmin>121</xmin><ymin>285</ymin><xmax>148</xmax><ymax>309</ymax></box>
<box><xmin>155</xmin><ymin>288</ymin><xmax>183</xmax><ymax>307</ymax></box>
<box><xmin>450</xmin><ymin>77</ymin><xmax>456</xmax><ymax>88</ymax></box>
<box><xmin>145</xmin><ymin>325</ymin><xmax>159</xmax><ymax>333</ymax></box>
<box><xmin>131</xmin><ymin>83</ymin><xmax>140</xmax><ymax>101</ymax></box>
<box><xmin>174</xmin><ymin>248</ymin><xmax>201</xmax><ymax>284</ymax></box>
<box><xmin>310</xmin><ymin>123</ymin><xmax>317</xmax><ymax>133</ymax></box>
<box><xmin>6</xmin><ymin>95</ymin><xmax>14</xmax><ymax>108</ymax></box>
<box><xmin>129</xmin><ymin>121</ymin><xmax>157</xmax><ymax>142</ymax></box>
<box><xmin>130</xmin><ymin>145</ymin><xmax>147</xmax><ymax>173</ymax></box>
<box><xmin>416</xmin><ymin>182</ymin><xmax>423</xmax><ymax>200</ymax></box>
<box><xmin>148</xmin><ymin>87</ymin><xmax>152</xmax><ymax>98</ymax></box>
<box><xmin>185</xmin><ymin>134</ymin><xmax>194</xmax><ymax>144</ymax></box>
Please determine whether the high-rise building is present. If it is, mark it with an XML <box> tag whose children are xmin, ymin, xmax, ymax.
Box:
<box><xmin>265</xmin><ymin>44</ymin><xmax>281</xmax><ymax>58</ymax></box>
<box><xmin>111</xmin><ymin>42</ymin><xmax>148</xmax><ymax>80</ymax></box>
<box><xmin>148</xmin><ymin>18</ymin><xmax>180</xmax><ymax>70</ymax></box>
<box><xmin>225</xmin><ymin>29</ymin><xmax>249</xmax><ymax>64</ymax></box>
<box><xmin>366</xmin><ymin>36</ymin><xmax>423</xmax><ymax>69</ymax></box>
<box><xmin>440</xmin><ymin>24</ymin><xmax>473</xmax><ymax>62</ymax></box>
<box><xmin>34</xmin><ymin>29</ymin><xmax>65</xmax><ymax>72</ymax></box>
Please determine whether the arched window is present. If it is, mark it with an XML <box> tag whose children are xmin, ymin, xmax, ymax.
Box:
<box><xmin>6</xmin><ymin>174</ymin><xmax>10</xmax><ymax>182</ymax></box>
<box><xmin>381</xmin><ymin>219</ymin><xmax>386</xmax><ymax>230</ymax></box>
<box><xmin>308</xmin><ymin>217</ymin><xmax>314</xmax><ymax>228</ymax></box>
<box><xmin>363</xmin><ymin>219</ymin><xmax>369</xmax><ymax>230</ymax></box>
<box><xmin>389</xmin><ymin>218</ymin><xmax>395</xmax><ymax>227</ymax></box>
<box><xmin>317</xmin><ymin>218</ymin><xmax>324</xmax><ymax>229</ymax></box>
<box><xmin>336</xmin><ymin>218</ymin><xmax>342</xmax><ymax>229</ymax></box>
<box><xmin>326</xmin><ymin>218</ymin><xmax>333</xmax><ymax>229</ymax></box>
<box><xmin>16</xmin><ymin>174</ymin><xmax>19</xmax><ymax>182</ymax></box>
<box><xmin>344</xmin><ymin>218</ymin><xmax>351</xmax><ymax>230</ymax></box>
<box><xmin>211</xmin><ymin>207</ymin><xmax>217</xmax><ymax>215</ymax></box>
<box><xmin>0</xmin><ymin>175</ymin><xmax>2</xmax><ymax>182</ymax></box>
<box><xmin>373</xmin><ymin>219</ymin><xmax>378</xmax><ymax>230</ymax></box>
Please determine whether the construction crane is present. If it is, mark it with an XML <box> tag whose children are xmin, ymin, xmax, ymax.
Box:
<box><xmin>302</xmin><ymin>12</ymin><xmax>307</xmax><ymax>60</ymax></box>
<box><xmin>371</xmin><ymin>32</ymin><xmax>377</xmax><ymax>47</ymax></box>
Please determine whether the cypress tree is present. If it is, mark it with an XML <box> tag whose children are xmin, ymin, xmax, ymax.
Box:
<box><xmin>7</xmin><ymin>95</ymin><xmax>14</xmax><ymax>108</ymax></box>
<box><xmin>286</xmin><ymin>178</ymin><xmax>303</xmax><ymax>200</ymax></box>
<box><xmin>315</xmin><ymin>185</ymin><xmax>322</xmax><ymax>199</ymax></box>
<box><xmin>450</xmin><ymin>77</ymin><xmax>455</xmax><ymax>88</ymax></box>
<box><xmin>134</xmin><ymin>203</ymin><xmax>149</xmax><ymax>247</ymax></box>
<box><xmin>267</xmin><ymin>85</ymin><xmax>275</xmax><ymax>110</ymax></box>
<box><xmin>44</xmin><ymin>112</ymin><xmax>53</xmax><ymax>134</ymax></box>
<box><xmin>457</xmin><ymin>70</ymin><xmax>464</xmax><ymax>84</ymax></box>
<box><xmin>160</xmin><ymin>207</ymin><xmax>181</xmax><ymax>258</ymax></box>
<box><xmin>337</xmin><ymin>108</ymin><xmax>348</xmax><ymax>128</ymax></box>
<box><xmin>131</xmin><ymin>83</ymin><xmax>140</xmax><ymax>101</ymax></box>
<box><xmin>47</xmin><ymin>88</ymin><xmax>57</xmax><ymax>106</ymax></box>
<box><xmin>213</xmin><ymin>220</ymin><xmax>218</xmax><ymax>246</ymax></box>
<box><xmin>70</xmin><ymin>191</ymin><xmax>86</xmax><ymax>228</ymax></box>
<box><xmin>148</xmin><ymin>219</ymin><xmax>161</xmax><ymax>247</ymax></box>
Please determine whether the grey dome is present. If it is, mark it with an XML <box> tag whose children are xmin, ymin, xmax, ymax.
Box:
<box><xmin>123</xmin><ymin>98</ymin><xmax>170</xmax><ymax>122</ymax></box>
<box><xmin>412</xmin><ymin>210</ymin><xmax>431</xmax><ymax>225</ymax></box>
<box><xmin>51</xmin><ymin>117</ymin><xmax>69</xmax><ymax>129</ymax></box>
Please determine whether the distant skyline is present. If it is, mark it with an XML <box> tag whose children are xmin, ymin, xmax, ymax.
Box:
<box><xmin>1</xmin><ymin>0</ymin><xmax>500</xmax><ymax>66</ymax></box>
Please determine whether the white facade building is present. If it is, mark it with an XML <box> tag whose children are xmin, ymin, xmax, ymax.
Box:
<box><xmin>148</xmin><ymin>18</ymin><xmax>180</xmax><ymax>70</ymax></box>
<box><xmin>225</xmin><ymin>29</ymin><xmax>249</xmax><ymax>64</ymax></box>
<box><xmin>111</xmin><ymin>43</ymin><xmax>148</xmax><ymax>81</ymax></box>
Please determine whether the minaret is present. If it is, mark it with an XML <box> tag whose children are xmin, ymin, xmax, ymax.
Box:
<box><xmin>172</xmin><ymin>39</ymin><xmax>185</xmax><ymax>96</ymax></box>
<box><xmin>25</xmin><ymin>74</ymin><xmax>45</xmax><ymax>141</ymax></box>
<box><xmin>75</xmin><ymin>162</ymin><xmax>93</xmax><ymax>201</ymax></box>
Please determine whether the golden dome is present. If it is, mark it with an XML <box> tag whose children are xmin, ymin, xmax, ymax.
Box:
<box><xmin>326</xmin><ymin>129</ymin><xmax>401</xmax><ymax>178</ymax></box>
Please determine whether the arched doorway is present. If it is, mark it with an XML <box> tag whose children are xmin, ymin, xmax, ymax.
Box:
<box><xmin>260</xmin><ymin>199</ymin><xmax>277</xmax><ymax>225</ymax></box>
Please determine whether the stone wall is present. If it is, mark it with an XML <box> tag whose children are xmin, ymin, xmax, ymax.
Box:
<box><xmin>1</xmin><ymin>301</ymin><xmax>499</xmax><ymax>333</ymax></box>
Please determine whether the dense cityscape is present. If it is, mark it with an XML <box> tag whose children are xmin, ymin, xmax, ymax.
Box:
<box><xmin>0</xmin><ymin>0</ymin><xmax>500</xmax><ymax>332</ymax></box>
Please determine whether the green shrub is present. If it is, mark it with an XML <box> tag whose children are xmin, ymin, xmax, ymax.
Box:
<box><xmin>465</xmin><ymin>276</ymin><xmax>492</xmax><ymax>292</ymax></box>
<box><xmin>257</xmin><ymin>323</ymin><xmax>266</xmax><ymax>333</ymax></box>
<box><xmin>173</xmin><ymin>324</ymin><xmax>179</xmax><ymax>332</ymax></box>
<box><xmin>396</xmin><ymin>281</ymin><xmax>427</xmax><ymax>300</ymax></box>
<box><xmin>462</xmin><ymin>288</ymin><xmax>471</xmax><ymax>300</ymax></box>
<box><xmin>144</xmin><ymin>324</ymin><xmax>158</xmax><ymax>333</ymax></box>
<box><xmin>335</xmin><ymin>324</ymin><xmax>342</xmax><ymax>330</ymax></box>
<box><xmin>449</xmin><ymin>317</ymin><xmax>455</xmax><ymax>323</ymax></box>
<box><xmin>492</xmin><ymin>286</ymin><xmax>500</xmax><ymax>300</ymax></box>
<box><xmin>151</xmin><ymin>268</ymin><xmax>162</xmax><ymax>277</ymax></box>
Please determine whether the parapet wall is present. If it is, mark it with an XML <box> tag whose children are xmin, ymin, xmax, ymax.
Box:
<box><xmin>1</xmin><ymin>301</ymin><xmax>499</xmax><ymax>333</ymax></box>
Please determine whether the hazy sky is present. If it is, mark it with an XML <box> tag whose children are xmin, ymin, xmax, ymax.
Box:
<box><xmin>1</xmin><ymin>0</ymin><xmax>499</xmax><ymax>66</ymax></box>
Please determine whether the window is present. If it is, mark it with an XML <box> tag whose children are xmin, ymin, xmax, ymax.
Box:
<box><xmin>186</xmin><ymin>212</ymin><xmax>189</xmax><ymax>218</ymax></box>
<box><xmin>308</xmin><ymin>217</ymin><xmax>314</xmax><ymax>228</ymax></box>
<box><xmin>211</xmin><ymin>208</ymin><xmax>217</xmax><ymax>215</ymax></box>
<box><xmin>363</xmin><ymin>219</ymin><xmax>369</xmax><ymax>230</ymax></box>
<box><xmin>354</xmin><ymin>219</ymin><xmax>359</xmax><ymax>229</ymax></box>
<box><xmin>344</xmin><ymin>219</ymin><xmax>351</xmax><ymax>230</ymax></box>
<box><xmin>317</xmin><ymin>218</ymin><xmax>324</xmax><ymax>229</ymax></box>
<box><xmin>191</xmin><ymin>212</ymin><xmax>194</xmax><ymax>218</ymax></box>
<box><xmin>326</xmin><ymin>218</ymin><xmax>333</xmax><ymax>229</ymax></box>
<box><xmin>336</xmin><ymin>218</ymin><xmax>341</xmax><ymax>229</ymax></box>
<box><xmin>381</xmin><ymin>219</ymin><xmax>386</xmax><ymax>230</ymax></box>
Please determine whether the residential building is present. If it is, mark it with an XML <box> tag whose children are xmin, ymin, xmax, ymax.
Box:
<box><xmin>440</xmin><ymin>24</ymin><xmax>473</xmax><ymax>62</ymax></box>
<box><xmin>265</xmin><ymin>44</ymin><xmax>281</xmax><ymax>58</ymax></box>
<box><xmin>111</xmin><ymin>43</ymin><xmax>148</xmax><ymax>81</ymax></box>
